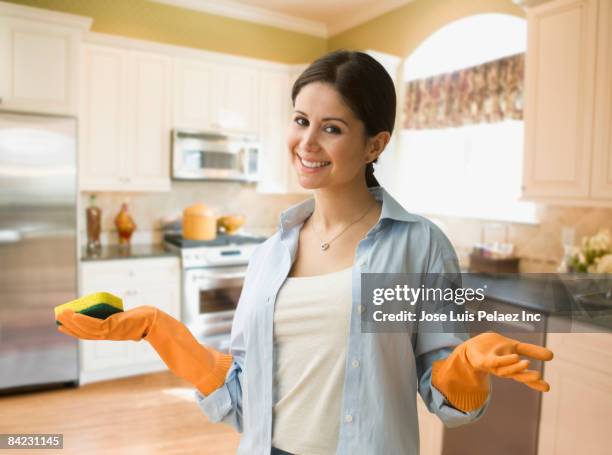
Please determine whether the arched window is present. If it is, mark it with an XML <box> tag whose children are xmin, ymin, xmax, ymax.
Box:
<box><xmin>397</xmin><ymin>14</ymin><xmax>536</xmax><ymax>223</ymax></box>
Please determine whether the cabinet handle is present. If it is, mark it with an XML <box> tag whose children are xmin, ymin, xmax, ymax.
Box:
<box><xmin>0</xmin><ymin>97</ymin><xmax>3</xmax><ymax>104</ymax></box>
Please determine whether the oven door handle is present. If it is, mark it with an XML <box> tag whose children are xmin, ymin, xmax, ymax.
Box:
<box><xmin>198</xmin><ymin>271</ymin><xmax>246</xmax><ymax>280</ymax></box>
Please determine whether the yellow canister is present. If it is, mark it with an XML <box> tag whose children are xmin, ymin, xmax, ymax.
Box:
<box><xmin>183</xmin><ymin>203</ymin><xmax>217</xmax><ymax>241</ymax></box>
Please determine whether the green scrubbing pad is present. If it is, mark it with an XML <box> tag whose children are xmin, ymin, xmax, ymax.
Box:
<box><xmin>54</xmin><ymin>292</ymin><xmax>124</xmax><ymax>325</ymax></box>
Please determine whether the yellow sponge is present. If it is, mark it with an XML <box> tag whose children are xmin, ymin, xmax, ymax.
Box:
<box><xmin>54</xmin><ymin>292</ymin><xmax>124</xmax><ymax>325</ymax></box>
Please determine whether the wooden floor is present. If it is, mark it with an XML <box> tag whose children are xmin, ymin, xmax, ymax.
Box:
<box><xmin>0</xmin><ymin>372</ymin><xmax>240</xmax><ymax>454</ymax></box>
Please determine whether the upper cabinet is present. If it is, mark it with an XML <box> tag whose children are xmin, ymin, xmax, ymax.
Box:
<box><xmin>591</xmin><ymin>0</ymin><xmax>612</xmax><ymax>198</ymax></box>
<box><xmin>79</xmin><ymin>43</ymin><xmax>172</xmax><ymax>191</ymax></box>
<box><xmin>210</xmin><ymin>63</ymin><xmax>259</xmax><ymax>134</ymax></box>
<box><xmin>257</xmin><ymin>68</ymin><xmax>292</xmax><ymax>193</ymax></box>
<box><xmin>0</xmin><ymin>2</ymin><xmax>91</xmax><ymax>115</ymax></box>
<box><xmin>521</xmin><ymin>0</ymin><xmax>612</xmax><ymax>206</ymax></box>
<box><xmin>174</xmin><ymin>58</ymin><xmax>259</xmax><ymax>134</ymax></box>
<box><xmin>174</xmin><ymin>58</ymin><xmax>214</xmax><ymax>131</ymax></box>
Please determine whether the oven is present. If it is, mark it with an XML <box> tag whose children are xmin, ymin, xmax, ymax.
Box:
<box><xmin>182</xmin><ymin>265</ymin><xmax>247</xmax><ymax>351</ymax></box>
<box><xmin>164</xmin><ymin>231</ymin><xmax>265</xmax><ymax>351</ymax></box>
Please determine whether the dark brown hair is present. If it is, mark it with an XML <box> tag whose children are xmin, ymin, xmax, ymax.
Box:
<box><xmin>291</xmin><ymin>50</ymin><xmax>396</xmax><ymax>188</ymax></box>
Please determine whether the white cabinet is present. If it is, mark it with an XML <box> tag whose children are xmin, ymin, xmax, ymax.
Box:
<box><xmin>0</xmin><ymin>3</ymin><xmax>90</xmax><ymax>115</ymax></box>
<box><xmin>257</xmin><ymin>68</ymin><xmax>292</xmax><ymax>193</ymax></box>
<box><xmin>522</xmin><ymin>0</ymin><xmax>612</xmax><ymax>205</ymax></box>
<box><xmin>210</xmin><ymin>63</ymin><xmax>259</xmax><ymax>134</ymax></box>
<box><xmin>174</xmin><ymin>58</ymin><xmax>214</xmax><ymax>130</ymax></box>
<box><xmin>79</xmin><ymin>257</ymin><xmax>180</xmax><ymax>384</ymax></box>
<box><xmin>538</xmin><ymin>327</ymin><xmax>612</xmax><ymax>454</ymax></box>
<box><xmin>79</xmin><ymin>44</ymin><xmax>172</xmax><ymax>191</ymax></box>
<box><xmin>256</xmin><ymin>65</ymin><xmax>311</xmax><ymax>194</ymax></box>
<box><xmin>417</xmin><ymin>395</ymin><xmax>443</xmax><ymax>455</ymax></box>
<box><xmin>591</xmin><ymin>0</ymin><xmax>612</xmax><ymax>198</ymax></box>
<box><xmin>174</xmin><ymin>58</ymin><xmax>259</xmax><ymax>134</ymax></box>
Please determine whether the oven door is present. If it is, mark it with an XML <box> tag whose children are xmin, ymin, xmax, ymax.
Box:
<box><xmin>183</xmin><ymin>266</ymin><xmax>246</xmax><ymax>350</ymax></box>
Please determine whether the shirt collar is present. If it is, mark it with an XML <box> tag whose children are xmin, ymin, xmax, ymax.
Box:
<box><xmin>279</xmin><ymin>186</ymin><xmax>421</xmax><ymax>234</ymax></box>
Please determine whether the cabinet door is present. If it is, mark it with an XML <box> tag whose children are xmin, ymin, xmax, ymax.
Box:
<box><xmin>522</xmin><ymin>0</ymin><xmax>597</xmax><ymax>199</ymax></box>
<box><xmin>417</xmin><ymin>395</ymin><xmax>443</xmax><ymax>455</ymax></box>
<box><xmin>211</xmin><ymin>63</ymin><xmax>259</xmax><ymax>134</ymax></box>
<box><xmin>538</xmin><ymin>331</ymin><xmax>612</xmax><ymax>455</ymax></box>
<box><xmin>591</xmin><ymin>0</ymin><xmax>612</xmax><ymax>199</ymax></box>
<box><xmin>79</xmin><ymin>276</ymin><xmax>131</xmax><ymax>373</ymax></box>
<box><xmin>257</xmin><ymin>69</ymin><xmax>291</xmax><ymax>193</ymax></box>
<box><xmin>130</xmin><ymin>284</ymin><xmax>180</xmax><ymax>365</ymax></box>
<box><xmin>125</xmin><ymin>51</ymin><xmax>172</xmax><ymax>191</ymax></box>
<box><xmin>0</xmin><ymin>17</ymin><xmax>78</xmax><ymax>115</ymax></box>
<box><xmin>80</xmin><ymin>258</ymin><xmax>180</xmax><ymax>380</ymax></box>
<box><xmin>174</xmin><ymin>58</ymin><xmax>213</xmax><ymax>130</ymax></box>
<box><xmin>79</xmin><ymin>44</ymin><xmax>128</xmax><ymax>190</ymax></box>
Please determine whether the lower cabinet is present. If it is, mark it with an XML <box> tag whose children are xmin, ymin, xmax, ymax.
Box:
<box><xmin>538</xmin><ymin>325</ymin><xmax>612</xmax><ymax>455</ymax></box>
<box><xmin>418</xmin><ymin>395</ymin><xmax>444</xmax><ymax>455</ymax></box>
<box><xmin>79</xmin><ymin>257</ymin><xmax>180</xmax><ymax>384</ymax></box>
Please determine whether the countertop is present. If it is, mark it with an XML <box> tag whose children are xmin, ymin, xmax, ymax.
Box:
<box><xmin>462</xmin><ymin>272</ymin><xmax>612</xmax><ymax>331</ymax></box>
<box><xmin>81</xmin><ymin>244</ymin><xmax>178</xmax><ymax>262</ymax></box>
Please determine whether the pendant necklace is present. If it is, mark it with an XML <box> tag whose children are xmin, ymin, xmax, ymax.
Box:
<box><xmin>311</xmin><ymin>201</ymin><xmax>377</xmax><ymax>251</ymax></box>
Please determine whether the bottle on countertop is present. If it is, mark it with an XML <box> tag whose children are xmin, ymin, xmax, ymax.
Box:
<box><xmin>86</xmin><ymin>194</ymin><xmax>101</xmax><ymax>254</ymax></box>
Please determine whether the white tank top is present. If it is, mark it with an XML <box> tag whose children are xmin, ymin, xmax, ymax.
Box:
<box><xmin>272</xmin><ymin>265</ymin><xmax>353</xmax><ymax>455</ymax></box>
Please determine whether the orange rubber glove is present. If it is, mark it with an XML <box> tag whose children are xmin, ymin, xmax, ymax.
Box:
<box><xmin>56</xmin><ymin>306</ymin><xmax>233</xmax><ymax>395</ymax></box>
<box><xmin>431</xmin><ymin>332</ymin><xmax>554</xmax><ymax>412</ymax></box>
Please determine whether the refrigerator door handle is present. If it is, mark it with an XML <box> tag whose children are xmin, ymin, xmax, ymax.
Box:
<box><xmin>0</xmin><ymin>229</ymin><xmax>22</xmax><ymax>244</ymax></box>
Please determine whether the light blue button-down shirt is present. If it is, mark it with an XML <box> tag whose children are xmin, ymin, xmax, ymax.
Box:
<box><xmin>196</xmin><ymin>186</ymin><xmax>490</xmax><ymax>454</ymax></box>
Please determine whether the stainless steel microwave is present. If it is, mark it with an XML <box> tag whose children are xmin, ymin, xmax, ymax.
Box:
<box><xmin>172</xmin><ymin>130</ymin><xmax>260</xmax><ymax>182</ymax></box>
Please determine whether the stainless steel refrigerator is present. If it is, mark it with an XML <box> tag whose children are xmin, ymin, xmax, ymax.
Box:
<box><xmin>0</xmin><ymin>112</ymin><xmax>78</xmax><ymax>392</ymax></box>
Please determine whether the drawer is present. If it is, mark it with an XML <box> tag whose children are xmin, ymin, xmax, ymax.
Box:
<box><xmin>546</xmin><ymin>322</ymin><xmax>612</xmax><ymax>375</ymax></box>
<box><xmin>81</xmin><ymin>257</ymin><xmax>179</xmax><ymax>289</ymax></box>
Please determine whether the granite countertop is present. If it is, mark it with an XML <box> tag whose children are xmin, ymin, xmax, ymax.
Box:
<box><xmin>81</xmin><ymin>244</ymin><xmax>178</xmax><ymax>261</ymax></box>
<box><xmin>462</xmin><ymin>273</ymin><xmax>612</xmax><ymax>331</ymax></box>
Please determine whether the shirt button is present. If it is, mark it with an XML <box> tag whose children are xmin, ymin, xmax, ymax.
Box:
<box><xmin>358</xmin><ymin>258</ymin><xmax>366</xmax><ymax>267</ymax></box>
<box><xmin>345</xmin><ymin>414</ymin><xmax>353</xmax><ymax>423</ymax></box>
<box><xmin>351</xmin><ymin>359</ymin><xmax>360</xmax><ymax>368</ymax></box>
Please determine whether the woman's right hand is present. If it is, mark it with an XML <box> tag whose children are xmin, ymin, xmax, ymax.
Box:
<box><xmin>57</xmin><ymin>306</ymin><xmax>233</xmax><ymax>395</ymax></box>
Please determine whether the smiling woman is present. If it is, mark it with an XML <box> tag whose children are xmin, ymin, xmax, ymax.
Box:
<box><xmin>55</xmin><ymin>49</ymin><xmax>553</xmax><ymax>455</ymax></box>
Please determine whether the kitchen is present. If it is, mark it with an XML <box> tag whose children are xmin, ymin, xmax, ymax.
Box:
<box><xmin>0</xmin><ymin>0</ymin><xmax>611</xmax><ymax>454</ymax></box>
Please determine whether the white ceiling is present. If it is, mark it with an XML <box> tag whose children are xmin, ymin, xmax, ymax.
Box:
<box><xmin>151</xmin><ymin>0</ymin><xmax>415</xmax><ymax>37</ymax></box>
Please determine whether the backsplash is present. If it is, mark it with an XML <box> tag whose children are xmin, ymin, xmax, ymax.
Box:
<box><xmin>428</xmin><ymin>204</ymin><xmax>612</xmax><ymax>272</ymax></box>
<box><xmin>81</xmin><ymin>182</ymin><xmax>612</xmax><ymax>273</ymax></box>
<box><xmin>79</xmin><ymin>181</ymin><xmax>310</xmax><ymax>246</ymax></box>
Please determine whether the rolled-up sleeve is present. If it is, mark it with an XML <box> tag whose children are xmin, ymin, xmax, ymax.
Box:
<box><xmin>195</xmin><ymin>360</ymin><xmax>244</xmax><ymax>430</ymax></box>
<box><xmin>193</xmin><ymin>245</ymin><xmax>261</xmax><ymax>432</ymax></box>
<box><xmin>417</xmin><ymin>347</ymin><xmax>491</xmax><ymax>428</ymax></box>
<box><xmin>414</xmin><ymin>224</ymin><xmax>491</xmax><ymax>427</ymax></box>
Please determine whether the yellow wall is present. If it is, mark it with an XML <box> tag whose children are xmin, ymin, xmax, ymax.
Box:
<box><xmin>4</xmin><ymin>0</ymin><xmax>327</xmax><ymax>63</ymax></box>
<box><xmin>5</xmin><ymin>0</ymin><xmax>525</xmax><ymax>63</ymax></box>
<box><xmin>329</xmin><ymin>0</ymin><xmax>525</xmax><ymax>58</ymax></box>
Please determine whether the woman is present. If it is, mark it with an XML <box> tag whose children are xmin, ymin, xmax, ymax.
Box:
<box><xmin>57</xmin><ymin>50</ymin><xmax>553</xmax><ymax>455</ymax></box>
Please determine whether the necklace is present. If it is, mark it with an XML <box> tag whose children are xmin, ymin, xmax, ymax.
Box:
<box><xmin>311</xmin><ymin>201</ymin><xmax>377</xmax><ymax>251</ymax></box>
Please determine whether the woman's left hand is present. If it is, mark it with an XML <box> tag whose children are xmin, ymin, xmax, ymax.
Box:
<box><xmin>431</xmin><ymin>332</ymin><xmax>554</xmax><ymax>412</ymax></box>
